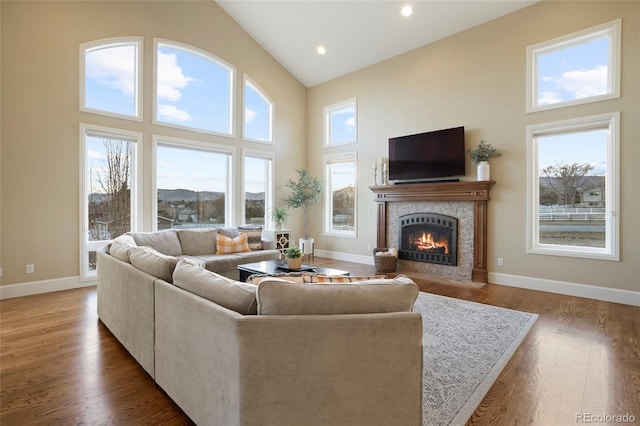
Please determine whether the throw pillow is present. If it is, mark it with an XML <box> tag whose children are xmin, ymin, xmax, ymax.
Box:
<box><xmin>240</xmin><ymin>229</ymin><xmax>263</xmax><ymax>251</ymax></box>
<box><xmin>302</xmin><ymin>274</ymin><xmax>387</xmax><ymax>283</ymax></box>
<box><xmin>217</xmin><ymin>226</ymin><xmax>239</xmax><ymax>238</ymax></box>
<box><xmin>216</xmin><ymin>233</ymin><xmax>251</xmax><ymax>254</ymax></box>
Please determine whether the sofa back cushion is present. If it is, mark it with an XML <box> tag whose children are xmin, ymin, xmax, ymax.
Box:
<box><xmin>256</xmin><ymin>275</ymin><xmax>419</xmax><ymax>315</ymax></box>
<box><xmin>108</xmin><ymin>234</ymin><xmax>138</xmax><ymax>263</ymax></box>
<box><xmin>173</xmin><ymin>261</ymin><xmax>258</xmax><ymax>315</ymax></box>
<box><xmin>129</xmin><ymin>246</ymin><xmax>178</xmax><ymax>283</ymax></box>
<box><xmin>128</xmin><ymin>230</ymin><xmax>182</xmax><ymax>256</ymax></box>
<box><xmin>177</xmin><ymin>229</ymin><xmax>217</xmax><ymax>255</ymax></box>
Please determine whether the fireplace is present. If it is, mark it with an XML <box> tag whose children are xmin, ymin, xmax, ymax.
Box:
<box><xmin>398</xmin><ymin>213</ymin><xmax>458</xmax><ymax>266</ymax></box>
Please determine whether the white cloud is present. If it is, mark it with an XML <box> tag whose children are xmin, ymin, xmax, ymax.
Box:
<box><xmin>86</xmin><ymin>45</ymin><xmax>136</xmax><ymax>97</ymax></box>
<box><xmin>158</xmin><ymin>104</ymin><xmax>192</xmax><ymax>122</ymax></box>
<box><xmin>245</xmin><ymin>108</ymin><xmax>257</xmax><ymax>124</ymax></box>
<box><xmin>157</xmin><ymin>51</ymin><xmax>195</xmax><ymax>101</ymax></box>
<box><xmin>558</xmin><ymin>66</ymin><xmax>608</xmax><ymax>99</ymax></box>
<box><xmin>345</xmin><ymin>117</ymin><xmax>356</xmax><ymax>129</ymax></box>
<box><xmin>538</xmin><ymin>91</ymin><xmax>562</xmax><ymax>106</ymax></box>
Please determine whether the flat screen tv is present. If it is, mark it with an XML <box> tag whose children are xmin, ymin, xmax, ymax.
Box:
<box><xmin>388</xmin><ymin>126</ymin><xmax>465</xmax><ymax>181</ymax></box>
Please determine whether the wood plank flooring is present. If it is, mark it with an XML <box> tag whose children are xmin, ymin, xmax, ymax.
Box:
<box><xmin>1</xmin><ymin>257</ymin><xmax>639</xmax><ymax>425</ymax></box>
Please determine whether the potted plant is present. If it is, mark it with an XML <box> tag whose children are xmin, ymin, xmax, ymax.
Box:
<box><xmin>270</xmin><ymin>206</ymin><xmax>289</xmax><ymax>230</ymax></box>
<box><xmin>285</xmin><ymin>168</ymin><xmax>322</xmax><ymax>255</ymax></box>
<box><xmin>469</xmin><ymin>140</ymin><xmax>502</xmax><ymax>181</ymax></box>
<box><xmin>285</xmin><ymin>246</ymin><xmax>303</xmax><ymax>270</ymax></box>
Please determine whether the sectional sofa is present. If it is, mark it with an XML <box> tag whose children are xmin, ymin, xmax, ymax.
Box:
<box><xmin>97</xmin><ymin>228</ymin><xmax>423</xmax><ymax>425</ymax></box>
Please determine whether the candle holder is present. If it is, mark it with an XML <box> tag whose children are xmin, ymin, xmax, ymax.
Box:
<box><xmin>373</xmin><ymin>168</ymin><xmax>378</xmax><ymax>186</ymax></box>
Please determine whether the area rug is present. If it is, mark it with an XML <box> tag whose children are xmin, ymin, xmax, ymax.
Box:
<box><xmin>413</xmin><ymin>292</ymin><xmax>538</xmax><ymax>426</ymax></box>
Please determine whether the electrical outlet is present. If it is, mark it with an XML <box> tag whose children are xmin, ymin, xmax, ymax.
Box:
<box><xmin>26</xmin><ymin>264</ymin><xmax>35</xmax><ymax>274</ymax></box>
<box><xmin>497</xmin><ymin>258</ymin><xmax>504</xmax><ymax>266</ymax></box>
<box><xmin>367</xmin><ymin>244</ymin><xmax>372</xmax><ymax>252</ymax></box>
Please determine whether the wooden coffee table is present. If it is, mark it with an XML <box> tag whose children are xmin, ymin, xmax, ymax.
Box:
<box><xmin>237</xmin><ymin>260</ymin><xmax>349</xmax><ymax>282</ymax></box>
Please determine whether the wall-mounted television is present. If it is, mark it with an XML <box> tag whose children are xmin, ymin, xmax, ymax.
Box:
<box><xmin>388</xmin><ymin>126</ymin><xmax>465</xmax><ymax>182</ymax></box>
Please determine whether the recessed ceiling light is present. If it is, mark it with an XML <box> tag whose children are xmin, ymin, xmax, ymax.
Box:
<box><xmin>401</xmin><ymin>5</ymin><xmax>413</xmax><ymax>17</ymax></box>
<box><xmin>316</xmin><ymin>45</ymin><xmax>326</xmax><ymax>55</ymax></box>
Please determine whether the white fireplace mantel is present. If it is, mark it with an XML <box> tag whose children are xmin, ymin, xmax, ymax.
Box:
<box><xmin>370</xmin><ymin>180</ymin><xmax>495</xmax><ymax>283</ymax></box>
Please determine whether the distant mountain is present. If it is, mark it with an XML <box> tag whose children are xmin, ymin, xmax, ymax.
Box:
<box><xmin>91</xmin><ymin>189</ymin><xmax>264</xmax><ymax>203</ymax></box>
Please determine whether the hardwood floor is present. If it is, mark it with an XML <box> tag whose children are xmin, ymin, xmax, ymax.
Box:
<box><xmin>1</xmin><ymin>258</ymin><xmax>639</xmax><ymax>425</ymax></box>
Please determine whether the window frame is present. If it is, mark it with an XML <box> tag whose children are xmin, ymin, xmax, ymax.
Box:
<box><xmin>526</xmin><ymin>19</ymin><xmax>621</xmax><ymax>113</ymax></box>
<box><xmin>80</xmin><ymin>37</ymin><xmax>143</xmax><ymax>121</ymax></box>
<box><xmin>79</xmin><ymin>123</ymin><xmax>142</xmax><ymax>281</ymax></box>
<box><xmin>242</xmin><ymin>75</ymin><xmax>274</xmax><ymax>144</ymax></box>
<box><xmin>241</xmin><ymin>149</ymin><xmax>275</xmax><ymax>227</ymax></box>
<box><xmin>526</xmin><ymin>112</ymin><xmax>620</xmax><ymax>261</ymax></box>
<box><xmin>324</xmin><ymin>98</ymin><xmax>358</xmax><ymax>147</ymax></box>
<box><xmin>324</xmin><ymin>151</ymin><xmax>358</xmax><ymax>238</ymax></box>
<box><xmin>153</xmin><ymin>38</ymin><xmax>236</xmax><ymax>137</ymax></box>
<box><xmin>152</xmin><ymin>135</ymin><xmax>236</xmax><ymax>231</ymax></box>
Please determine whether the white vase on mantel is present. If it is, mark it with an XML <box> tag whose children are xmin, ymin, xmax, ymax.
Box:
<box><xmin>477</xmin><ymin>161</ymin><xmax>490</xmax><ymax>181</ymax></box>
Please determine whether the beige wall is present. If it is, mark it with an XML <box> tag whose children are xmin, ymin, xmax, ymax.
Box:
<box><xmin>0</xmin><ymin>1</ymin><xmax>306</xmax><ymax>285</ymax></box>
<box><xmin>306</xmin><ymin>1</ymin><xmax>639</xmax><ymax>293</ymax></box>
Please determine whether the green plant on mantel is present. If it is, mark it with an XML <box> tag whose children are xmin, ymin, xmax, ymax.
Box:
<box><xmin>469</xmin><ymin>140</ymin><xmax>502</xmax><ymax>164</ymax></box>
<box><xmin>285</xmin><ymin>246</ymin><xmax>302</xmax><ymax>259</ymax></box>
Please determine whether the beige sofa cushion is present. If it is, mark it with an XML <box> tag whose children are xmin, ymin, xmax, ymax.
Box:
<box><xmin>172</xmin><ymin>261</ymin><xmax>258</xmax><ymax>315</ymax></box>
<box><xmin>108</xmin><ymin>234</ymin><xmax>138</xmax><ymax>263</ymax></box>
<box><xmin>256</xmin><ymin>275</ymin><xmax>419</xmax><ymax>315</ymax></box>
<box><xmin>129</xmin><ymin>246</ymin><xmax>178</xmax><ymax>283</ymax></box>
<box><xmin>129</xmin><ymin>230</ymin><xmax>182</xmax><ymax>256</ymax></box>
<box><xmin>177</xmin><ymin>229</ymin><xmax>217</xmax><ymax>255</ymax></box>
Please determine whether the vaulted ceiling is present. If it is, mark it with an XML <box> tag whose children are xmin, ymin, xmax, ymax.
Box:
<box><xmin>216</xmin><ymin>0</ymin><xmax>538</xmax><ymax>87</ymax></box>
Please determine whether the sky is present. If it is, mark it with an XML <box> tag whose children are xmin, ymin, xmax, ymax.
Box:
<box><xmin>85</xmin><ymin>32</ymin><xmax>611</xmax><ymax>191</ymax></box>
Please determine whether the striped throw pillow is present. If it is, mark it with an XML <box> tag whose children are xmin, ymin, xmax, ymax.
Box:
<box><xmin>216</xmin><ymin>233</ymin><xmax>251</xmax><ymax>254</ymax></box>
<box><xmin>302</xmin><ymin>274</ymin><xmax>387</xmax><ymax>283</ymax></box>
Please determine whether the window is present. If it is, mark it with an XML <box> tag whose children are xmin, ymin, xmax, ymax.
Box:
<box><xmin>80</xmin><ymin>37</ymin><xmax>142</xmax><ymax>120</ymax></box>
<box><xmin>243</xmin><ymin>77</ymin><xmax>274</xmax><ymax>143</ymax></box>
<box><xmin>324</xmin><ymin>99</ymin><xmax>357</xmax><ymax>146</ymax></box>
<box><xmin>80</xmin><ymin>124</ymin><xmax>141</xmax><ymax>280</ymax></box>
<box><xmin>155</xmin><ymin>40</ymin><xmax>234</xmax><ymax>135</ymax></box>
<box><xmin>242</xmin><ymin>150</ymin><xmax>274</xmax><ymax>226</ymax></box>
<box><xmin>526</xmin><ymin>19</ymin><xmax>621</xmax><ymax>112</ymax></box>
<box><xmin>324</xmin><ymin>152</ymin><xmax>357</xmax><ymax>236</ymax></box>
<box><xmin>154</xmin><ymin>136</ymin><xmax>234</xmax><ymax>230</ymax></box>
<box><xmin>526</xmin><ymin>113</ymin><xmax>619</xmax><ymax>260</ymax></box>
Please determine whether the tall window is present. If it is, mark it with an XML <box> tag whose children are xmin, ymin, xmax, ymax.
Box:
<box><xmin>80</xmin><ymin>37</ymin><xmax>142</xmax><ymax>120</ymax></box>
<box><xmin>155</xmin><ymin>40</ymin><xmax>234</xmax><ymax>135</ymax></box>
<box><xmin>80</xmin><ymin>124</ymin><xmax>141</xmax><ymax>280</ymax></box>
<box><xmin>243</xmin><ymin>77</ymin><xmax>274</xmax><ymax>143</ymax></box>
<box><xmin>243</xmin><ymin>150</ymin><xmax>274</xmax><ymax>226</ymax></box>
<box><xmin>526</xmin><ymin>19</ymin><xmax>621</xmax><ymax>112</ymax></box>
<box><xmin>324</xmin><ymin>99</ymin><xmax>357</xmax><ymax>146</ymax></box>
<box><xmin>526</xmin><ymin>113</ymin><xmax>619</xmax><ymax>260</ymax></box>
<box><xmin>324</xmin><ymin>152</ymin><xmax>357</xmax><ymax>236</ymax></box>
<box><xmin>154</xmin><ymin>136</ymin><xmax>234</xmax><ymax>230</ymax></box>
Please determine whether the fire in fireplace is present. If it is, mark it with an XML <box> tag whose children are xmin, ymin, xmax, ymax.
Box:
<box><xmin>398</xmin><ymin>213</ymin><xmax>458</xmax><ymax>266</ymax></box>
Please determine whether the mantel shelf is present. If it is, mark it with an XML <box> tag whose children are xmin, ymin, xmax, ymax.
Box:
<box><xmin>369</xmin><ymin>180</ymin><xmax>495</xmax><ymax>202</ymax></box>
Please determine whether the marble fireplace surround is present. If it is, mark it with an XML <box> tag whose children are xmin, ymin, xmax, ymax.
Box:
<box><xmin>370</xmin><ymin>181</ymin><xmax>495</xmax><ymax>284</ymax></box>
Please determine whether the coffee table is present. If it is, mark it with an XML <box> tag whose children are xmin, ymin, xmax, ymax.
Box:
<box><xmin>237</xmin><ymin>260</ymin><xmax>349</xmax><ymax>282</ymax></box>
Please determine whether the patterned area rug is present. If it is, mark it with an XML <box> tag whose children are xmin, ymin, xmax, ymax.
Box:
<box><xmin>413</xmin><ymin>292</ymin><xmax>538</xmax><ymax>426</ymax></box>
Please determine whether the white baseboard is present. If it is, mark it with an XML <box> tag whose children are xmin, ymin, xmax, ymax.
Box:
<box><xmin>0</xmin><ymin>276</ymin><xmax>96</xmax><ymax>300</ymax></box>
<box><xmin>316</xmin><ymin>249</ymin><xmax>640</xmax><ymax>307</ymax></box>
<box><xmin>489</xmin><ymin>272</ymin><xmax>640</xmax><ymax>307</ymax></box>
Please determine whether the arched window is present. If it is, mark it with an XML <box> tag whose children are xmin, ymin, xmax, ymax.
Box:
<box><xmin>155</xmin><ymin>39</ymin><xmax>234</xmax><ymax>135</ymax></box>
<box><xmin>80</xmin><ymin>37</ymin><xmax>142</xmax><ymax>120</ymax></box>
<box><xmin>243</xmin><ymin>76</ymin><xmax>274</xmax><ymax>143</ymax></box>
